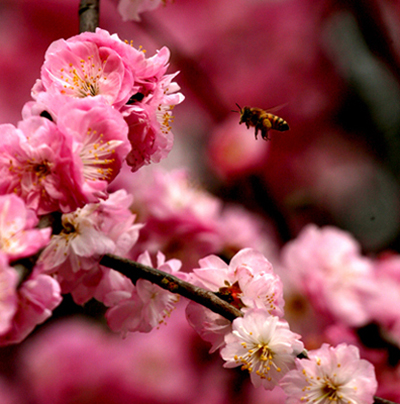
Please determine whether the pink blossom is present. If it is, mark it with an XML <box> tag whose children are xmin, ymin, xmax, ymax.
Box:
<box><xmin>221</xmin><ymin>309</ymin><xmax>304</xmax><ymax>390</ymax></box>
<box><xmin>0</xmin><ymin>254</ymin><xmax>18</xmax><ymax>335</ymax></box>
<box><xmin>186</xmin><ymin>248</ymin><xmax>284</xmax><ymax>352</ymax></box>
<box><xmin>0</xmin><ymin>266</ymin><xmax>62</xmax><ymax>345</ymax></box>
<box><xmin>0</xmin><ymin>97</ymin><xmax>130</xmax><ymax>214</ymax></box>
<box><xmin>56</xmin><ymin>97</ymin><xmax>131</xmax><ymax>206</ymax></box>
<box><xmin>105</xmin><ymin>251</ymin><xmax>184</xmax><ymax>335</ymax></box>
<box><xmin>123</xmin><ymin>101</ymin><xmax>174</xmax><ymax>171</ymax></box>
<box><xmin>39</xmin><ymin>205</ymin><xmax>116</xmax><ymax>277</ymax></box>
<box><xmin>94</xmin><ymin>267</ymin><xmax>136</xmax><ymax>308</ymax></box>
<box><xmin>123</xmin><ymin>74</ymin><xmax>184</xmax><ymax>171</ymax></box>
<box><xmin>34</xmin><ymin>28</ymin><xmax>183</xmax><ymax>172</ymax></box>
<box><xmin>0</xmin><ymin>119</ymin><xmax>77</xmax><ymax>214</ymax></box>
<box><xmin>192</xmin><ymin>248</ymin><xmax>284</xmax><ymax>315</ymax></box>
<box><xmin>39</xmin><ymin>190</ymin><xmax>142</xmax><ymax>303</ymax></box>
<box><xmin>22</xmin><ymin>90</ymin><xmax>66</xmax><ymax>122</ymax></box>
<box><xmin>281</xmin><ymin>224</ymin><xmax>376</xmax><ymax>327</ymax></box>
<box><xmin>66</xmin><ymin>190</ymin><xmax>143</xmax><ymax>305</ymax></box>
<box><xmin>37</xmin><ymin>30</ymin><xmax>134</xmax><ymax>109</ymax></box>
<box><xmin>185</xmin><ymin>300</ymin><xmax>232</xmax><ymax>353</ymax></box>
<box><xmin>94</xmin><ymin>189</ymin><xmax>143</xmax><ymax>256</ymax></box>
<box><xmin>0</xmin><ymin>194</ymin><xmax>51</xmax><ymax>260</ymax></box>
<box><xmin>280</xmin><ymin>343</ymin><xmax>377</xmax><ymax>404</ymax></box>
<box><xmin>105</xmin><ymin>287</ymin><xmax>145</xmax><ymax>335</ymax></box>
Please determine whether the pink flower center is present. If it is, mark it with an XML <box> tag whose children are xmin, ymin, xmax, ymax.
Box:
<box><xmin>59</xmin><ymin>55</ymin><xmax>107</xmax><ymax>98</ymax></box>
<box><xmin>80</xmin><ymin>128</ymin><xmax>120</xmax><ymax>182</ymax></box>
<box><xmin>235</xmin><ymin>342</ymin><xmax>281</xmax><ymax>382</ymax></box>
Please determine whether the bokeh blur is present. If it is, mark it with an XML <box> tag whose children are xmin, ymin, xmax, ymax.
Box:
<box><xmin>1</xmin><ymin>0</ymin><xmax>400</xmax><ymax>402</ymax></box>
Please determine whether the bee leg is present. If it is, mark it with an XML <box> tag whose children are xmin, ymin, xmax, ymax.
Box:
<box><xmin>254</xmin><ymin>127</ymin><xmax>259</xmax><ymax>139</ymax></box>
<box><xmin>261</xmin><ymin>119</ymin><xmax>272</xmax><ymax>140</ymax></box>
<box><xmin>260</xmin><ymin>129</ymin><xmax>270</xmax><ymax>140</ymax></box>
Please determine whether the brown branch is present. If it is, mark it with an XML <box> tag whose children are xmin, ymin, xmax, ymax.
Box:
<box><xmin>100</xmin><ymin>253</ymin><xmax>243</xmax><ymax>321</ymax></box>
<box><xmin>374</xmin><ymin>397</ymin><xmax>399</xmax><ymax>404</ymax></box>
<box><xmin>79</xmin><ymin>0</ymin><xmax>100</xmax><ymax>33</ymax></box>
<box><xmin>99</xmin><ymin>254</ymin><xmax>399</xmax><ymax>404</ymax></box>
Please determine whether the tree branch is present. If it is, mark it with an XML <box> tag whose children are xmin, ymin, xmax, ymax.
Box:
<box><xmin>100</xmin><ymin>253</ymin><xmax>243</xmax><ymax>321</ymax></box>
<box><xmin>100</xmin><ymin>254</ymin><xmax>400</xmax><ymax>404</ymax></box>
<box><xmin>79</xmin><ymin>0</ymin><xmax>100</xmax><ymax>33</ymax></box>
<box><xmin>374</xmin><ymin>397</ymin><xmax>399</xmax><ymax>404</ymax></box>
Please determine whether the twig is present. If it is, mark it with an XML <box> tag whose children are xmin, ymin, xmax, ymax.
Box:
<box><xmin>79</xmin><ymin>0</ymin><xmax>100</xmax><ymax>33</ymax></box>
<box><xmin>374</xmin><ymin>397</ymin><xmax>399</xmax><ymax>404</ymax></box>
<box><xmin>100</xmin><ymin>253</ymin><xmax>243</xmax><ymax>321</ymax></box>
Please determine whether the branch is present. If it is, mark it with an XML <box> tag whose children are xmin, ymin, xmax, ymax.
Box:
<box><xmin>79</xmin><ymin>0</ymin><xmax>100</xmax><ymax>33</ymax></box>
<box><xmin>100</xmin><ymin>253</ymin><xmax>243</xmax><ymax>322</ymax></box>
<box><xmin>100</xmin><ymin>254</ymin><xmax>400</xmax><ymax>404</ymax></box>
<box><xmin>374</xmin><ymin>397</ymin><xmax>399</xmax><ymax>404</ymax></box>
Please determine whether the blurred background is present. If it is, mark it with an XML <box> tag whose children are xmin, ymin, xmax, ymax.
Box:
<box><xmin>1</xmin><ymin>0</ymin><xmax>400</xmax><ymax>402</ymax></box>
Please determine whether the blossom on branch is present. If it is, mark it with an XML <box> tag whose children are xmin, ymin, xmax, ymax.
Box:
<box><xmin>39</xmin><ymin>190</ymin><xmax>142</xmax><ymax>304</ymax></box>
<box><xmin>221</xmin><ymin>309</ymin><xmax>304</xmax><ymax>390</ymax></box>
<box><xmin>186</xmin><ymin>248</ymin><xmax>284</xmax><ymax>352</ymax></box>
<box><xmin>280</xmin><ymin>343</ymin><xmax>377</xmax><ymax>404</ymax></box>
<box><xmin>103</xmin><ymin>251</ymin><xmax>186</xmax><ymax>334</ymax></box>
<box><xmin>191</xmin><ymin>248</ymin><xmax>284</xmax><ymax>313</ymax></box>
<box><xmin>31</xmin><ymin>28</ymin><xmax>183</xmax><ymax>173</ymax></box>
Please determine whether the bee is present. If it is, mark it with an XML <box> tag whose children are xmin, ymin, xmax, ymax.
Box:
<box><xmin>235</xmin><ymin>104</ymin><xmax>289</xmax><ymax>140</ymax></box>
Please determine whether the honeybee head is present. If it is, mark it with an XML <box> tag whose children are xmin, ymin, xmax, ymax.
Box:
<box><xmin>238</xmin><ymin>105</ymin><xmax>253</xmax><ymax>125</ymax></box>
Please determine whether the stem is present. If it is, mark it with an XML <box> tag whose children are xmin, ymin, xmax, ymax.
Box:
<box><xmin>79</xmin><ymin>0</ymin><xmax>100</xmax><ymax>33</ymax></box>
<box><xmin>374</xmin><ymin>397</ymin><xmax>399</xmax><ymax>404</ymax></box>
<box><xmin>100</xmin><ymin>254</ymin><xmax>243</xmax><ymax>321</ymax></box>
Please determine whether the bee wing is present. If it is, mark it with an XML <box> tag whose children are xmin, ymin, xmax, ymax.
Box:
<box><xmin>264</xmin><ymin>102</ymin><xmax>289</xmax><ymax>114</ymax></box>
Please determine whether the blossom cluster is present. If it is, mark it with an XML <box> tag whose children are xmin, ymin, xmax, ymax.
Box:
<box><xmin>2</xmin><ymin>28</ymin><xmax>183</xmax><ymax>215</ymax></box>
<box><xmin>0</xmin><ymin>28</ymin><xmax>183</xmax><ymax>345</ymax></box>
<box><xmin>0</xmin><ymin>24</ymin><xmax>382</xmax><ymax>404</ymax></box>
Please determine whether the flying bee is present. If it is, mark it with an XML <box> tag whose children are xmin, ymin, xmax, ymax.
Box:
<box><xmin>234</xmin><ymin>104</ymin><xmax>289</xmax><ymax>140</ymax></box>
